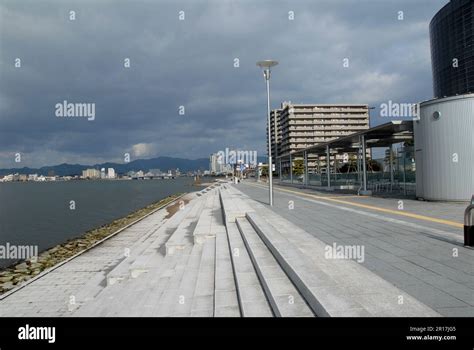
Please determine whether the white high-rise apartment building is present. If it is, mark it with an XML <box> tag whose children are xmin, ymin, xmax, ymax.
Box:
<box><xmin>107</xmin><ymin>168</ymin><xmax>116</xmax><ymax>179</ymax></box>
<box><xmin>270</xmin><ymin>102</ymin><xmax>370</xmax><ymax>170</ymax></box>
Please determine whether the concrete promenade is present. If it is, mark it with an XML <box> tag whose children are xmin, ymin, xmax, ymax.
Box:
<box><xmin>238</xmin><ymin>181</ymin><xmax>474</xmax><ymax>317</ymax></box>
<box><xmin>0</xmin><ymin>180</ymin><xmax>471</xmax><ymax>317</ymax></box>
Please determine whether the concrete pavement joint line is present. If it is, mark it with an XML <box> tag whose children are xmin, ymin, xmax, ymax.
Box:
<box><xmin>236</xmin><ymin>217</ymin><xmax>282</xmax><ymax>316</ymax></box>
<box><xmin>220</xmin><ymin>188</ymin><xmax>273</xmax><ymax>317</ymax></box>
<box><xmin>246</xmin><ymin>183</ymin><xmax>464</xmax><ymax>245</ymax></box>
<box><xmin>226</xmin><ymin>223</ymin><xmax>274</xmax><ymax>317</ymax></box>
<box><xmin>0</xmin><ymin>193</ymin><xmax>188</xmax><ymax>301</ymax></box>
<box><xmin>248</xmin><ymin>182</ymin><xmax>463</xmax><ymax>229</ymax></box>
<box><xmin>224</xmin><ymin>224</ymin><xmax>245</xmax><ymax>317</ymax></box>
<box><xmin>236</xmin><ymin>217</ymin><xmax>314</xmax><ymax>317</ymax></box>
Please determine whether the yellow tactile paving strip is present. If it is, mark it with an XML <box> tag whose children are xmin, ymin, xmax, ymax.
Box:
<box><xmin>247</xmin><ymin>182</ymin><xmax>464</xmax><ymax>229</ymax></box>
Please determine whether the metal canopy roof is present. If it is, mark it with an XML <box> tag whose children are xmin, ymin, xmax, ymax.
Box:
<box><xmin>279</xmin><ymin>120</ymin><xmax>414</xmax><ymax>157</ymax></box>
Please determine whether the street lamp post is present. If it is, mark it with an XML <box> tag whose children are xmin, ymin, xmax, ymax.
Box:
<box><xmin>257</xmin><ymin>60</ymin><xmax>278</xmax><ymax>206</ymax></box>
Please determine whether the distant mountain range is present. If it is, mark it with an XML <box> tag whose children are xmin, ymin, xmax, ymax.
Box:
<box><xmin>0</xmin><ymin>156</ymin><xmax>210</xmax><ymax>176</ymax></box>
<box><xmin>0</xmin><ymin>155</ymin><xmax>268</xmax><ymax>176</ymax></box>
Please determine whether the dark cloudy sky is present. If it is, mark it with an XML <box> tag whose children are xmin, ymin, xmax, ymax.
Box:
<box><xmin>0</xmin><ymin>0</ymin><xmax>447</xmax><ymax>168</ymax></box>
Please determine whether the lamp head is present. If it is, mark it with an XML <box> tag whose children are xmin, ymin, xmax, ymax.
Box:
<box><xmin>257</xmin><ymin>60</ymin><xmax>278</xmax><ymax>80</ymax></box>
<box><xmin>256</xmin><ymin>60</ymin><xmax>279</xmax><ymax>69</ymax></box>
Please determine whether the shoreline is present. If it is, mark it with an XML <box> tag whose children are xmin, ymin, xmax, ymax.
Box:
<box><xmin>0</xmin><ymin>193</ymin><xmax>184</xmax><ymax>294</ymax></box>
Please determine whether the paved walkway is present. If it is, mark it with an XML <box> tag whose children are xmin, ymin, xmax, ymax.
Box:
<box><xmin>237</xmin><ymin>181</ymin><xmax>474</xmax><ymax>317</ymax></box>
<box><xmin>277</xmin><ymin>181</ymin><xmax>467</xmax><ymax>225</ymax></box>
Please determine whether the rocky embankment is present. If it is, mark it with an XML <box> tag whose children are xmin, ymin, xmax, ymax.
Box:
<box><xmin>0</xmin><ymin>194</ymin><xmax>181</xmax><ymax>294</ymax></box>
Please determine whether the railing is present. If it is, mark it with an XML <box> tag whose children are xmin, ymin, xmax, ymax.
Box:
<box><xmin>278</xmin><ymin>148</ymin><xmax>416</xmax><ymax>195</ymax></box>
<box><xmin>464</xmin><ymin>195</ymin><xmax>474</xmax><ymax>247</ymax></box>
<box><xmin>280</xmin><ymin>172</ymin><xmax>415</xmax><ymax>194</ymax></box>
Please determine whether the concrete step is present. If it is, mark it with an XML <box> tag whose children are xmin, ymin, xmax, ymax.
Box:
<box><xmin>131</xmin><ymin>251</ymin><xmax>190</xmax><ymax>317</ymax></box>
<box><xmin>169</xmin><ymin>243</ymin><xmax>204</xmax><ymax>316</ymax></box>
<box><xmin>246</xmin><ymin>210</ymin><xmax>441</xmax><ymax>317</ymax></box>
<box><xmin>98</xmin><ymin>195</ymin><xmax>211</xmax><ymax>316</ymax></box>
<box><xmin>219</xmin><ymin>186</ymin><xmax>254</xmax><ymax>223</ymax></box>
<box><xmin>203</xmin><ymin>188</ymin><xmax>217</xmax><ymax>207</ymax></box>
<box><xmin>246</xmin><ymin>211</ymin><xmax>367</xmax><ymax>317</ymax></box>
<box><xmin>67</xmin><ymin>271</ymin><xmax>107</xmax><ymax>312</ymax></box>
<box><xmin>151</xmin><ymin>233</ymin><xmax>217</xmax><ymax>317</ymax></box>
<box><xmin>226</xmin><ymin>186</ymin><xmax>255</xmax><ymax>213</ymax></box>
<box><xmin>79</xmin><ymin>197</ymin><xmax>199</xmax><ymax>314</ymax></box>
<box><xmin>165</xmin><ymin>196</ymin><xmax>206</xmax><ymax>255</ymax></box>
<box><xmin>99</xmin><ymin>249</ymin><xmax>186</xmax><ymax>317</ymax></box>
<box><xmin>106</xmin><ymin>209</ymin><xmax>169</xmax><ymax>285</ymax></box>
<box><xmin>77</xmin><ymin>190</ymin><xmax>222</xmax><ymax>317</ymax></box>
<box><xmin>129</xmin><ymin>197</ymin><xmax>197</xmax><ymax>277</ymax></box>
<box><xmin>219</xmin><ymin>188</ymin><xmax>239</xmax><ymax>223</ymax></box>
<box><xmin>152</xmin><ymin>247</ymin><xmax>195</xmax><ymax>316</ymax></box>
<box><xmin>225</xmin><ymin>222</ymin><xmax>273</xmax><ymax>317</ymax></box>
<box><xmin>214</xmin><ymin>222</ymin><xmax>240</xmax><ymax>317</ymax></box>
<box><xmin>190</xmin><ymin>187</ymin><xmax>238</xmax><ymax>316</ymax></box>
<box><xmin>194</xmin><ymin>191</ymin><xmax>226</xmax><ymax>244</ymax></box>
<box><xmin>193</xmin><ymin>208</ymin><xmax>213</xmax><ymax>244</ymax></box>
<box><xmin>120</xmin><ymin>253</ymin><xmax>185</xmax><ymax>317</ymax></box>
<box><xmin>236</xmin><ymin>217</ymin><xmax>314</xmax><ymax>317</ymax></box>
<box><xmin>189</xmin><ymin>236</ymin><xmax>216</xmax><ymax>317</ymax></box>
<box><xmin>73</xmin><ymin>251</ymin><xmax>183</xmax><ymax>317</ymax></box>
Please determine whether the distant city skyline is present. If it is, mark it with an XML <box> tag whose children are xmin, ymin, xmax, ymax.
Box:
<box><xmin>1</xmin><ymin>0</ymin><xmax>447</xmax><ymax>168</ymax></box>
<box><xmin>0</xmin><ymin>155</ymin><xmax>211</xmax><ymax>177</ymax></box>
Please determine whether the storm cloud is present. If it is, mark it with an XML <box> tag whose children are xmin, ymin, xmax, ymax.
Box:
<box><xmin>0</xmin><ymin>0</ymin><xmax>446</xmax><ymax>168</ymax></box>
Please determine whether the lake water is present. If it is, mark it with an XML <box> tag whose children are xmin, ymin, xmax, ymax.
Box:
<box><xmin>0</xmin><ymin>178</ymin><xmax>200</xmax><ymax>268</ymax></box>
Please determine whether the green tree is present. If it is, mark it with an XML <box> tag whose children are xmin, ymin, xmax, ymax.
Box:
<box><xmin>339</xmin><ymin>155</ymin><xmax>358</xmax><ymax>173</ymax></box>
<box><xmin>292</xmin><ymin>159</ymin><xmax>304</xmax><ymax>176</ymax></box>
<box><xmin>367</xmin><ymin>159</ymin><xmax>381</xmax><ymax>172</ymax></box>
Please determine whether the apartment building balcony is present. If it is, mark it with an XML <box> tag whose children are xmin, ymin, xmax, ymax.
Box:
<box><xmin>313</xmin><ymin>126</ymin><xmax>369</xmax><ymax>132</ymax></box>
<box><xmin>312</xmin><ymin>107</ymin><xmax>368</xmax><ymax>113</ymax></box>
<box><xmin>289</xmin><ymin>137</ymin><xmax>319</xmax><ymax>142</ymax></box>
<box><xmin>286</xmin><ymin>130</ymin><xmax>311</xmax><ymax>135</ymax></box>
<box><xmin>317</xmin><ymin>119</ymin><xmax>369</xmax><ymax>125</ymax></box>
<box><xmin>289</xmin><ymin>120</ymin><xmax>318</xmax><ymax>125</ymax></box>
<box><xmin>288</xmin><ymin>125</ymin><xmax>314</xmax><ymax>130</ymax></box>
<box><xmin>289</xmin><ymin>116</ymin><xmax>316</xmax><ymax>121</ymax></box>
<box><xmin>289</xmin><ymin>108</ymin><xmax>314</xmax><ymax>113</ymax></box>
<box><xmin>313</xmin><ymin>131</ymin><xmax>354</xmax><ymax>137</ymax></box>
<box><xmin>312</xmin><ymin>113</ymin><xmax>368</xmax><ymax>118</ymax></box>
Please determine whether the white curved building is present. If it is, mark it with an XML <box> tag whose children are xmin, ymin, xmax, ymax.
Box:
<box><xmin>414</xmin><ymin>94</ymin><xmax>474</xmax><ymax>201</ymax></box>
